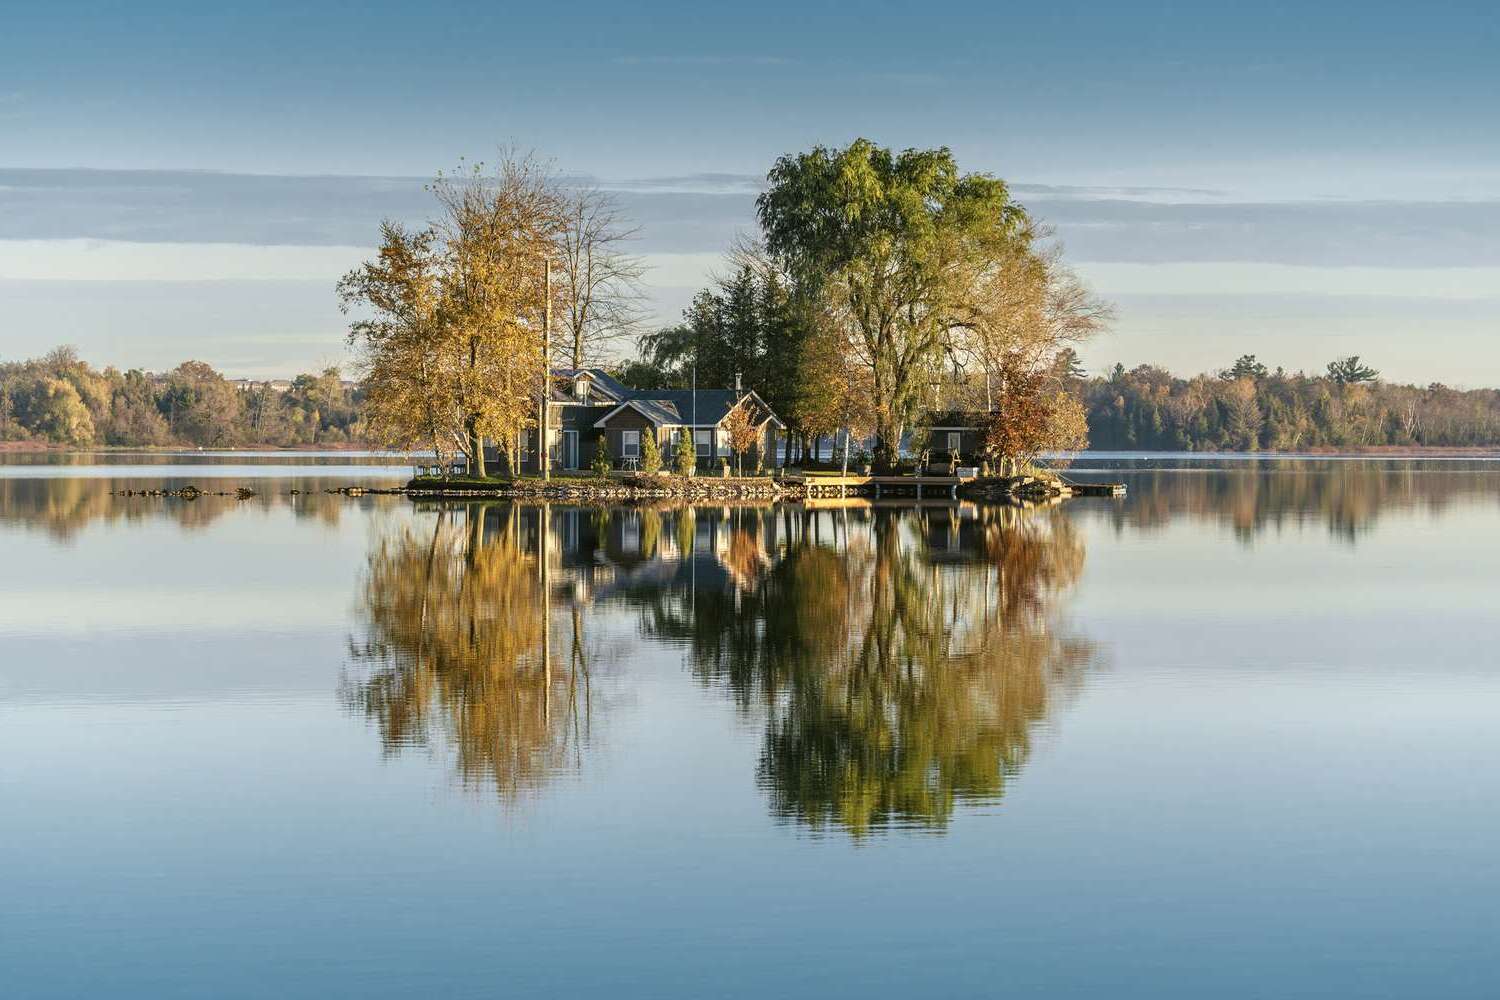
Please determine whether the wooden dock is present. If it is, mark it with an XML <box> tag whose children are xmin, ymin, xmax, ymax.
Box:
<box><xmin>795</xmin><ymin>474</ymin><xmax>976</xmax><ymax>500</ymax></box>
<box><xmin>789</xmin><ymin>473</ymin><xmax>1126</xmax><ymax>502</ymax></box>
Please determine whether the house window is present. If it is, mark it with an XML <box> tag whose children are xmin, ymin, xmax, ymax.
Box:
<box><xmin>947</xmin><ymin>431</ymin><xmax>961</xmax><ymax>454</ymax></box>
<box><xmin>574</xmin><ymin>378</ymin><xmax>589</xmax><ymax>402</ymax></box>
<box><xmin>694</xmin><ymin>429</ymin><xmax>711</xmax><ymax>457</ymax></box>
<box><xmin>621</xmin><ymin>430</ymin><xmax>640</xmax><ymax>459</ymax></box>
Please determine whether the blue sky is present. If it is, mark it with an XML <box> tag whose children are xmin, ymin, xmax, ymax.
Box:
<box><xmin>2</xmin><ymin>0</ymin><xmax>1499</xmax><ymax>382</ymax></box>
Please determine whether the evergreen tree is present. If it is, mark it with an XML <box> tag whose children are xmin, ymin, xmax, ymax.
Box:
<box><xmin>1326</xmin><ymin>356</ymin><xmax>1379</xmax><ymax>384</ymax></box>
<box><xmin>640</xmin><ymin>428</ymin><xmax>662</xmax><ymax>474</ymax></box>
<box><xmin>591</xmin><ymin>434</ymin><xmax>613</xmax><ymax>476</ymax></box>
<box><xmin>674</xmin><ymin>428</ymin><xmax>697</xmax><ymax>476</ymax></box>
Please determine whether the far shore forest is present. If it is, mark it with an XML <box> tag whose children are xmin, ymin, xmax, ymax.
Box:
<box><xmin>5</xmin><ymin>142</ymin><xmax>1500</xmax><ymax>459</ymax></box>
<box><xmin>7</xmin><ymin>345</ymin><xmax>1499</xmax><ymax>456</ymax></box>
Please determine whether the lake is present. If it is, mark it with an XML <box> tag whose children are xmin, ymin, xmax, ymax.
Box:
<box><xmin>3</xmin><ymin>452</ymin><xmax>1497</xmax><ymax>998</ymax></box>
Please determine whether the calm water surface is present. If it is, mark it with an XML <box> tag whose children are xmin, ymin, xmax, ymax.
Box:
<box><xmin>2</xmin><ymin>452</ymin><xmax>1497</xmax><ymax>998</ymax></box>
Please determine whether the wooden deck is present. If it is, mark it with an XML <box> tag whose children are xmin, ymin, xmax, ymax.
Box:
<box><xmin>790</xmin><ymin>473</ymin><xmax>1126</xmax><ymax>502</ymax></box>
<box><xmin>792</xmin><ymin>474</ymin><xmax>976</xmax><ymax>499</ymax></box>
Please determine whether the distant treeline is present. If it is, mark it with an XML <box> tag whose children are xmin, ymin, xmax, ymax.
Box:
<box><xmin>0</xmin><ymin>348</ymin><xmax>364</xmax><ymax>448</ymax></box>
<box><xmin>1079</xmin><ymin>356</ymin><xmax>1500</xmax><ymax>450</ymax></box>
<box><xmin>9</xmin><ymin>345</ymin><xmax>1500</xmax><ymax>452</ymax></box>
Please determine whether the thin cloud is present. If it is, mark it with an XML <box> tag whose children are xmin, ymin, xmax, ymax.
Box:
<box><xmin>5</xmin><ymin>167</ymin><xmax>1500</xmax><ymax>267</ymax></box>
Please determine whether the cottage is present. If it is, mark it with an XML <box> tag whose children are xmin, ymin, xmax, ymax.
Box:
<box><xmin>910</xmin><ymin>409</ymin><xmax>991</xmax><ymax>464</ymax></box>
<box><xmin>492</xmin><ymin>368</ymin><xmax>784</xmax><ymax>475</ymax></box>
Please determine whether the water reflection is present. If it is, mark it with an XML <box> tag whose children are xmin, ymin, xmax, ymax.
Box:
<box><xmin>1069</xmin><ymin>457</ymin><xmax>1500</xmax><ymax>542</ymax></box>
<box><xmin>635</xmin><ymin>506</ymin><xmax>1095</xmax><ymax>835</ymax></box>
<box><xmin>347</xmin><ymin>501</ymin><xmax>1098</xmax><ymax>835</ymax></box>
<box><xmin>343</xmin><ymin>507</ymin><xmax>599</xmax><ymax>799</ymax></box>
<box><xmin>0</xmin><ymin>475</ymin><xmax>371</xmax><ymax>540</ymax></box>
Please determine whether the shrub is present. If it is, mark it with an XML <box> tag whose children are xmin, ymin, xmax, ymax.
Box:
<box><xmin>591</xmin><ymin>435</ymin><xmax>613</xmax><ymax>477</ymax></box>
<box><xmin>674</xmin><ymin>429</ymin><xmax>696</xmax><ymax>476</ymax></box>
<box><xmin>640</xmin><ymin>430</ymin><xmax>662</xmax><ymax>474</ymax></box>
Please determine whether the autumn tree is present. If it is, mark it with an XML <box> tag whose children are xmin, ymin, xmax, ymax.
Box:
<box><xmin>554</xmin><ymin>186</ymin><xmax>647</xmax><ymax>369</ymax></box>
<box><xmin>984</xmin><ymin>353</ymin><xmax>1089</xmax><ymax>473</ymax></box>
<box><xmin>340</xmin><ymin>223</ymin><xmax>452</xmax><ymax>461</ymax></box>
<box><xmin>722</xmin><ymin>401</ymin><xmax>759</xmax><ymax>475</ymax></box>
<box><xmin>342</xmin><ymin>155</ymin><xmax>566</xmax><ymax>474</ymax></box>
<box><xmin>790</xmin><ymin>306</ymin><xmax>875</xmax><ymax>473</ymax></box>
<box><xmin>432</xmin><ymin>158</ymin><xmax>565</xmax><ymax>475</ymax></box>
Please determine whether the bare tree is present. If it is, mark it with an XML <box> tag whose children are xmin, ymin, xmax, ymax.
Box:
<box><xmin>553</xmin><ymin>187</ymin><xmax>648</xmax><ymax>369</ymax></box>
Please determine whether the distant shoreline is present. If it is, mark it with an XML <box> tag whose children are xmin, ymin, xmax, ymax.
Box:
<box><xmin>5</xmin><ymin>440</ymin><xmax>1499</xmax><ymax>458</ymax></box>
<box><xmin>0</xmin><ymin>441</ymin><xmax>374</xmax><ymax>454</ymax></box>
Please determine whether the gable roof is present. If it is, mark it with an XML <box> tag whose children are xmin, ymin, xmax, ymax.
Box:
<box><xmin>593</xmin><ymin>389</ymin><xmax>785</xmax><ymax>430</ymax></box>
<box><xmin>553</xmin><ymin>367</ymin><xmax>631</xmax><ymax>402</ymax></box>
<box><xmin>595</xmin><ymin>398</ymin><xmax>683</xmax><ymax>427</ymax></box>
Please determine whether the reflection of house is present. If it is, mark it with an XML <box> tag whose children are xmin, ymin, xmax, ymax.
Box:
<box><xmin>482</xmin><ymin>504</ymin><xmax>769</xmax><ymax>604</ymax></box>
<box><xmin>493</xmin><ymin>368</ymin><xmax>784</xmax><ymax>475</ymax></box>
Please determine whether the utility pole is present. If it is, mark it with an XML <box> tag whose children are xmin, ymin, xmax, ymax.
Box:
<box><xmin>540</xmin><ymin>256</ymin><xmax>552</xmax><ymax>481</ymax></box>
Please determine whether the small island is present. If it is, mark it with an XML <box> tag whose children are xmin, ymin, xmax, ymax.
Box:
<box><xmin>339</xmin><ymin>141</ymin><xmax>1109</xmax><ymax>503</ymax></box>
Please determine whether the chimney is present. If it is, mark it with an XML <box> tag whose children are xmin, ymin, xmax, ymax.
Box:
<box><xmin>734</xmin><ymin>371</ymin><xmax>742</xmax><ymax>394</ymax></box>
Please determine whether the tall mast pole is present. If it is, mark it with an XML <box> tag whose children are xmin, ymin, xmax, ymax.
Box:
<box><xmin>541</xmin><ymin>256</ymin><xmax>552</xmax><ymax>481</ymax></box>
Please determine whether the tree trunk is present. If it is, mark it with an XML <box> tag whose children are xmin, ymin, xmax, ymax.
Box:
<box><xmin>465</xmin><ymin>415</ymin><xmax>486</xmax><ymax>477</ymax></box>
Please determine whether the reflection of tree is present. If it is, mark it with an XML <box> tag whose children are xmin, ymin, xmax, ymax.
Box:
<box><xmin>1099</xmin><ymin>458</ymin><xmax>1500</xmax><ymax>544</ymax></box>
<box><xmin>638</xmin><ymin>505</ymin><xmax>1097</xmax><ymax>837</ymax></box>
<box><xmin>344</xmin><ymin>506</ymin><xmax>596</xmax><ymax>800</ymax></box>
<box><xmin>0</xmin><ymin>474</ymin><xmax>356</xmax><ymax>542</ymax></box>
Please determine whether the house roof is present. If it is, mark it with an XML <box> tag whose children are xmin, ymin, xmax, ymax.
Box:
<box><xmin>592</xmin><ymin>389</ymin><xmax>785</xmax><ymax>430</ymax></box>
<box><xmin>553</xmin><ymin>367</ymin><xmax>630</xmax><ymax>401</ymax></box>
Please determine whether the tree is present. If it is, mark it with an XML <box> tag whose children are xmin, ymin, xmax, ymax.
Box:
<box><xmin>104</xmin><ymin>369</ymin><xmax>169</xmax><ymax>445</ymax></box>
<box><xmin>432</xmin><ymin>157</ymin><xmax>565</xmax><ymax>475</ymax></box>
<box><xmin>722</xmin><ymin>402</ymin><xmax>759</xmax><ymax>476</ymax></box>
<box><xmin>757</xmin><ymin>139</ymin><xmax>1093</xmax><ymax>466</ymax></box>
<box><xmin>791</xmin><ymin>309</ymin><xmax>875</xmax><ymax>473</ymax></box>
<box><xmin>639</xmin><ymin>427</ymin><xmax>662</xmax><ymax>474</ymax></box>
<box><xmin>674</xmin><ymin>427</ymin><xmax>696</xmax><ymax>476</ymax></box>
<box><xmin>341</xmin><ymin>154</ymin><xmax>566</xmax><ymax>475</ymax></box>
<box><xmin>159</xmin><ymin>361</ymin><xmax>243</xmax><ymax>446</ymax></box>
<box><xmin>27</xmin><ymin>377</ymin><xmax>95</xmax><ymax>445</ymax></box>
<box><xmin>586</xmin><ymin>433</ymin><xmax>612</xmax><ymax>476</ymax></box>
<box><xmin>339</xmin><ymin>223</ymin><xmax>451</xmax><ymax>461</ymax></box>
<box><xmin>554</xmin><ymin>187</ymin><xmax>647</xmax><ymax>368</ymax></box>
<box><xmin>1221</xmin><ymin>354</ymin><xmax>1269</xmax><ymax>381</ymax></box>
<box><xmin>1052</xmin><ymin>347</ymin><xmax>1087</xmax><ymax>382</ymax></box>
<box><xmin>345</xmin><ymin>510</ymin><xmax>595</xmax><ymax>800</ymax></box>
<box><xmin>1327</xmin><ymin>356</ymin><xmax>1379</xmax><ymax>384</ymax></box>
<box><xmin>984</xmin><ymin>353</ymin><xmax>1089</xmax><ymax>473</ymax></box>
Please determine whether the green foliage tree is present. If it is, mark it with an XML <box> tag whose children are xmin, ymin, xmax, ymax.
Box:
<box><xmin>639</xmin><ymin>427</ymin><xmax>662</xmax><ymax>474</ymax></box>
<box><xmin>1221</xmin><ymin>354</ymin><xmax>1269</xmax><ymax>381</ymax></box>
<box><xmin>756</xmin><ymin>139</ymin><xmax>1035</xmax><ymax>465</ymax></box>
<box><xmin>1327</xmin><ymin>356</ymin><xmax>1380</xmax><ymax>384</ymax></box>
<box><xmin>159</xmin><ymin>361</ymin><xmax>246</xmax><ymax>446</ymax></box>
<box><xmin>674</xmin><ymin>427</ymin><xmax>697</xmax><ymax>476</ymax></box>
